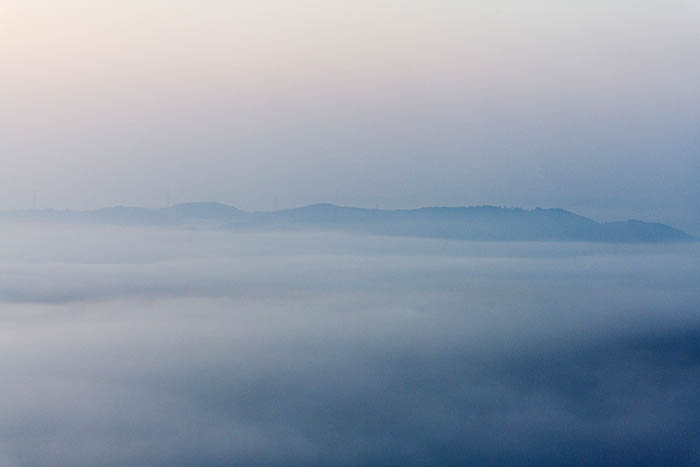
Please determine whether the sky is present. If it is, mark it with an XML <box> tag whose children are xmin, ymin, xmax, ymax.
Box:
<box><xmin>1</xmin><ymin>1</ymin><xmax>699</xmax><ymax>233</ymax></box>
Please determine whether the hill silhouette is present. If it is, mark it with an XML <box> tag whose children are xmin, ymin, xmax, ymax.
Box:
<box><xmin>0</xmin><ymin>202</ymin><xmax>694</xmax><ymax>243</ymax></box>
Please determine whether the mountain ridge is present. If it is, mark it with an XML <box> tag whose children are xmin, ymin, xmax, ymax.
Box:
<box><xmin>0</xmin><ymin>202</ymin><xmax>694</xmax><ymax>243</ymax></box>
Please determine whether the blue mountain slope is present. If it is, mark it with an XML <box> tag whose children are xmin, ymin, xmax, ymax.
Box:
<box><xmin>245</xmin><ymin>204</ymin><xmax>694</xmax><ymax>243</ymax></box>
<box><xmin>0</xmin><ymin>203</ymin><xmax>695</xmax><ymax>243</ymax></box>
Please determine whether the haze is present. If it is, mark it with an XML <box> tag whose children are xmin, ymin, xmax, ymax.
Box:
<box><xmin>1</xmin><ymin>223</ymin><xmax>699</xmax><ymax>466</ymax></box>
<box><xmin>1</xmin><ymin>1</ymin><xmax>699</xmax><ymax>233</ymax></box>
<box><xmin>2</xmin><ymin>2</ymin><xmax>700</xmax><ymax>465</ymax></box>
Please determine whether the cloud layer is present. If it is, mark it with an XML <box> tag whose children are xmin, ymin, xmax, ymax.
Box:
<box><xmin>0</xmin><ymin>224</ymin><xmax>699</xmax><ymax>465</ymax></box>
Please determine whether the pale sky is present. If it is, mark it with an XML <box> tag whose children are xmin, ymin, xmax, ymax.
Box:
<box><xmin>1</xmin><ymin>1</ymin><xmax>699</xmax><ymax>232</ymax></box>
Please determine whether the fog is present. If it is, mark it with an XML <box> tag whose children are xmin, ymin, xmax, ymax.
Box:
<box><xmin>0</xmin><ymin>223</ymin><xmax>698</xmax><ymax>465</ymax></box>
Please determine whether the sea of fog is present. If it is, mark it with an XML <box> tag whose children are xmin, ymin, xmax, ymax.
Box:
<box><xmin>1</xmin><ymin>223</ymin><xmax>699</xmax><ymax>466</ymax></box>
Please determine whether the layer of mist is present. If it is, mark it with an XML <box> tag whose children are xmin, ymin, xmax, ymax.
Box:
<box><xmin>1</xmin><ymin>223</ymin><xmax>699</xmax><ymax>466</ymax></box>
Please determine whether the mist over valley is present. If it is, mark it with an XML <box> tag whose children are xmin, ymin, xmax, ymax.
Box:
<box><xmin>1</xmin><ymin>223</ymin><xmax>698</xmax><ymax>465</ymax></box>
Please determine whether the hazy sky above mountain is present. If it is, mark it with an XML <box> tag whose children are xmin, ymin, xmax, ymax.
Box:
<box><xmin>1</xmin><ymin>1</ymin><xmax>699</xmax><ymax>231</ymax></box>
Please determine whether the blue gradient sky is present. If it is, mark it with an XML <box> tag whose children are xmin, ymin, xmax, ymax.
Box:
<box><xmin>1</xmin><ymin>1</ymin><xmax>699</xmax><ymax>232</ymax></box>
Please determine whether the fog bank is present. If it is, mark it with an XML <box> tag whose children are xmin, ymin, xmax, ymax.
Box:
<box><xmin>0</xmin><ymin>224</ymin><xmax>699</xmax><ymax>465</ymax></box>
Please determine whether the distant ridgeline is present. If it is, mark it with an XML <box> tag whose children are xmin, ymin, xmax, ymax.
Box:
<box><xmin>0</xmin><ymin>202</ymin><xmax>695</xmax><ymax>243</ymax></box>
